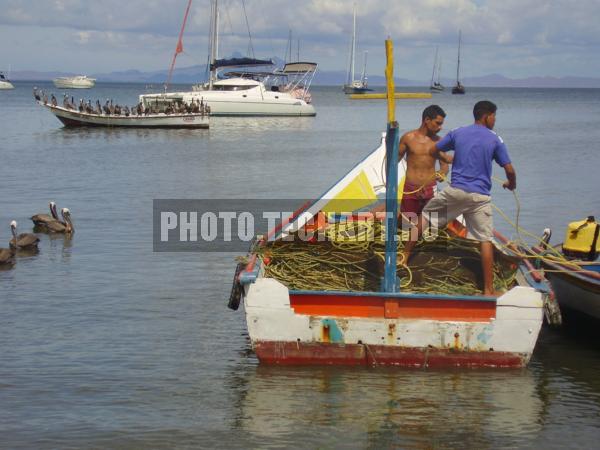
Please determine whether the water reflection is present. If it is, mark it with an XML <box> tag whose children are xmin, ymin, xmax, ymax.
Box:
<box><xmin>229</xmin><ymin>365</ymin><xmax>545</xmax><ymax>448</ymax></box>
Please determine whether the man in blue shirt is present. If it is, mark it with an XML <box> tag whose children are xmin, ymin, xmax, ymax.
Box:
<box><xmin>402</xmin><ymin>100</ymin><xmax>517</xmax><ymax>296</ymax></box>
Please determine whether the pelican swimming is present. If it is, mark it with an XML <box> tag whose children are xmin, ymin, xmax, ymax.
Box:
<box><xmin>31</xmin><ymin>201</ymin><xmax>59</xmax><ymax>227</ymax></box>
<box><xmin>0</xmin><ymin>246</ymin><xmax>15</xmax><ymax>266</ymax></box>
<box><xmin>43</xmin><ymin>208</ymin><xmax>74</xmax><ymax>234</ymax></box>
<box><xmin>9</xmin><ymin>221</ymin><xmax>40</xmax><ymax>250</ymax></box>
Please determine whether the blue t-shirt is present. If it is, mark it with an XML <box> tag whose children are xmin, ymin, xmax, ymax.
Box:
<box><xmin>436</xmin><ymin>124</ymin><xmax>511</xmax><ymax>195</ymax></box>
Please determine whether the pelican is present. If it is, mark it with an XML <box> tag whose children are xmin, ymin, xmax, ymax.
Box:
<box><xmin>43</xmin><ymin>208</ymin><xmax>74</xmax><ymax>234</ymax></box>
<box><xmin>31</xmin><ymin>201</ymin><xmax>59</xmax><ymax>226</ymax></box>
<box><xmin>0</xmin><ymin>246</ymin><xmax>15</xmax><ymax>266</ymax></box>
<box><xmin>9</xmin><ymin>221</ymin><xmax>40</xmax><ymax>250</ymax></box>
<box><xmin>541</xmin><ymin>228</ymin><xmax>552</xmax><ymax>250</ymax></box>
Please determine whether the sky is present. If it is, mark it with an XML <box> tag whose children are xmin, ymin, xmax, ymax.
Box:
<box><xmin>1</xmin><ymin>0</ymin><xmax>600</xmax><ymax>80</ymax></box>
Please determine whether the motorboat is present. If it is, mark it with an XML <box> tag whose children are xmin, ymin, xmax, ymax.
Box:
<box><xmin>53</xmin><ymin>75</ymin><xmax>96</xmax><ymax>89</ymax></box>
<box><xmin>535</xmin><ymin>217</ymin><xmax>600</xmax><ymax>321</ymax></box>
<box><xmin>141</xmin><ymin>0</ymin><xmax>317</xmax><ymax>117</ymax></box>
<box><xmin>0</xmin><ymin>72</ymin><xmax>14</xmax><ymax>89</ymax></box>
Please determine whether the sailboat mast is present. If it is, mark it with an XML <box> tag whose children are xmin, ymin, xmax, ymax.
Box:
<box><xmin>209</xmin><ymin>0</ymin><xmax>219</xmax><ymax>88</ymax></box>
<box><xmin>437</xmin><ymin>56</ymin><xmax>442</xmax><ymax>84</ymax></box>
<box><xmin>456</xmin><ymin>30</ymin><xmax>461</xmax><ymax>83</ymax></box>
<box><xmin>431</xmin><ymin>46</ymin><xmax>438</xmax><ymax>86</ymax></box>
<box><xmin>361</xmin><ymin>51</ymin><xmax>368</xmax><ymax>84</ymax></box>
<box><xmin>350</xmin><ymin>4</ymin><xmax>356</xmax><ymax>83</ymax></box>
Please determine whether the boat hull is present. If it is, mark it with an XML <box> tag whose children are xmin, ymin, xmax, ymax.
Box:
<box><xmin>452</xmin><ymin>85</ymin><xmax>466</xmax><ymax>94</ymax></box>
<box><xmin>43</xmin><ymin>104</ymin><xmax>209</xmax><ymax>128</ymax></box>
<box><xmin>53</xmin><ymin>78</ymin><xmax>96</xmax><ymax>89</ymax></box>
<box><xmin>343</xmin><ymin>85</ymin><xmax>373</xmax><ymax>94</ymax></box>
<box><xmin>242</xmin><ymin>278</ymin><xmax>544</xmax><ymax>368</ymax></box>
<box><xmin>0</xmin><ymin>80</ymin><xmax>14</xmax><ymax>89</ymax></box>
<box><xmin>142</xmin><ymin>89</ymin><xmax>316</xmax><ymax>117</ymax></box>
<box><xmin>543</xmin><ymin>261</ymin><xmax>600</xmax><ymax>320</ymax></box>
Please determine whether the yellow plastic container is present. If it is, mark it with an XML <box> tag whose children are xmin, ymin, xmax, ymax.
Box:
<box><xmin>563</xmin><ymin>217</ymin><xmax>600</xmax><ymax>258</ymax></box>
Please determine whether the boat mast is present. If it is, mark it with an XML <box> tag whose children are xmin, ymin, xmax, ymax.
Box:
<box><xmin>456</xmin><ymin>29</ymin><xmax>462</xmax><ymax>84</ymax></box>
<box><xmin>348</xmin><ymin>4</ymin><xmax>357</xmax><ymax>84</ymax></box>
<box><xmin>437</xmin><ymin>56</ymin><xmax>442</xmax><ymax>85</ymax></box>
<box><xmin>360</xmin><ymin>50</ymin><xmax>368</xmax><ymax>85</ymax></box>
<box><xmin>431</xmin><ymin>46</ymin><xmax>438</xmax><ymax>87</ymax></box>
<box><xmin>209</xmin><ymin>0</ymin><xmax>219</xmax><ymax>89</ymax></box>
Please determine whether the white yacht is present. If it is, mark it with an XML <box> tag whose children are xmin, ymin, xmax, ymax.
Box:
<box><xmin>140</xmin><ymin>0</ymin><xmax>316</xmax><ymax>117</ymax></box>
<box><xmin>0</xmin><ymin>72</ymin><xmax>14</xmax><ymax>89</ymax></box>
<box><xmin>142</xmin><ymin>62</ymin><xmax>316</xmax><ymax>117</ymax></box>
<box><xmin>53</xmin><ymin>75</ymin><xmax>96</xmax><ymax>89</ymax></box>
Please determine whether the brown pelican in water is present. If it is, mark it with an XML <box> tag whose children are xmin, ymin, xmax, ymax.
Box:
<box><xmin>43</xmin><ymin>208</ymin><xmax>74</xmax><ymax>234</ymax></box>
<box><xmin>9</xmin><ymin>220</ymin><xmax>40</xmax><ymax>250</ymax></box>
<box><xmin>31</xmin><ymin>201</ymin><xmax>59</xmax><ymax>227</ymax></box>
<box><xmin>0</xmin><ymin>246</ymin><xmax>15</xmax><ymax>267</ymax></box>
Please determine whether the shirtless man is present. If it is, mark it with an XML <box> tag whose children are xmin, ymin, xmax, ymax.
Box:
<box><xmin>398</xmin><ymin>105</ymin><xmax>449</xmax><ymax>217</ymax></box>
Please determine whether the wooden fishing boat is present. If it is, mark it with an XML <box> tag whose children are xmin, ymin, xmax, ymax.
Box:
<box><xmin>541</xmin><ymin>256</ymin><xmax>600</xmax><ymax>320</ymax></box>
<box><xmin>38</xmin><ymin>101</ymin><xmax>209</xmax><ymax>129</ymax></box>
<box><xmin>228</xmin><ymin>41</ymin><xmax>551</xmax><ymax>368</ymax></box>
<box><xmin>536</xmin><ymin>218</ymin><xmax>600</xmax><ymax>320</ymax></box>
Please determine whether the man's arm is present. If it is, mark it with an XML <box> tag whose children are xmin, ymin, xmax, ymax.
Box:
<box><xmin>429</xmin><ymin>141</ymin><xmax>454</xmax><ymax>164</ymax></box>
<box><xmin>502</xmin><ymin>163</ymin><xmax>517</xmax><ymax>190</ymax></box>
<box><xmin>437</xmin><ymin>159</ymin><xmax>450</xmax><ymax>181</ymax></box>
<box><xmin>398</xmin><ymin>134</ymin><xmax>409</xmax><ymax>160</ymax></box>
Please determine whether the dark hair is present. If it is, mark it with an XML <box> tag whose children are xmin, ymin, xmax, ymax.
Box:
<box><xmin>473</xmin><ymin>100</ymin><xmax>497</xmax><ymax>120</ymax></box>
<box><xmin>422</xmin><ymin>105</ymin><xmax>446</xmax><ymax>121</ymax></box>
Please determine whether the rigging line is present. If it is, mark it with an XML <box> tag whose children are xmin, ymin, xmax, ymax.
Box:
<box><xmin>222</xmin><ymin>0</ymin><xmax>234</xmax><ymax>38</ymax></box>
<box><xmin>241</xmin><ymin>0</ymin><xmax>255</xmax><ymax>58</ymax></box>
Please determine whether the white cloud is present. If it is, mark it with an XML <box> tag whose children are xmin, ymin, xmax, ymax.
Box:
<box><xmin>0</xmin><ymin>0</ymin><xmax>599</xmax><ymax>77</ymax></box>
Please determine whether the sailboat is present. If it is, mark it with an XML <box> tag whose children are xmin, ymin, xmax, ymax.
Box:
<box><xmin>140</xmin><ymin>0</ymin><xmax>317</xmax><ymax>117</ymax></box>
<box><xmin>430</xmin><ymin>47</ymin><xmax>444</xmax><ymax>92</ymax></box>
<box><xmin>343</xmin><ymin>4</ymin><xmax>372</xmax><ymax>94</ymax></box>
<box><xmin>452</xmin><ymin>30</ymin><xmax>466</xmax><ymax>94</ymax></box>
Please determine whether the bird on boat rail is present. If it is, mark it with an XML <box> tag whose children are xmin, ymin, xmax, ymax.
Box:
<box><xmin>34</xmin><ymin>88</ymin><xmax>210</xmax><ymax>117</ymax></box>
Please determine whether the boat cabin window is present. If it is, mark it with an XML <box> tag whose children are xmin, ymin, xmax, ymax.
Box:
<box><xmin>212</xmin><ymin>84</ymin><xmax>254</xmax><ymax>91</ymax></box>
<box><xmin>0</xmin><ymin>74</ymin><xmax>6</xmax><ymax>80</ymax></box>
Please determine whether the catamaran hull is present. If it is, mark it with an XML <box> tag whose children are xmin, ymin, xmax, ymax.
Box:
<box><xmin>243</xmin><ymin>279</ymin><xmax>543</xmax><ymax>368</ymax></box>
<box><xmin>205</xmin><ymin>99</ymin><xmax>315</xmax><ymax>116</ymax></box>
<box><xmin>142</xmin><ymin>90</ymin><xmax>316</xmax><ymax>117</ymax></box>
<box><xmin>43</xmin><ymin>104</ymin><xmax>209</xmax><ymax>128</ymax></box>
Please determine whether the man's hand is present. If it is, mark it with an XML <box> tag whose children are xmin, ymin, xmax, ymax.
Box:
<box><xmin>502</xmin><ymin>180</ymin><xmax>516</xmax><ymax>191</ymax></box>
<box><xmin>502</xmin><ymin>163</ymin><xmax>517</xmax><ymax>191</ymax></box>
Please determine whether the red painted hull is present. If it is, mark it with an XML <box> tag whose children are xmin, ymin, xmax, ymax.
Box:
<box><xmin>254</xmin><ymin>341</ymin><xmax>527</xmax><ymax>368</ymax></box>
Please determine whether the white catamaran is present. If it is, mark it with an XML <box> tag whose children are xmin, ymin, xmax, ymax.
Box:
<box><xmin>140</xmin><ymin>0</ymin><xmax>317</xmax><ymax>117</ymax></box>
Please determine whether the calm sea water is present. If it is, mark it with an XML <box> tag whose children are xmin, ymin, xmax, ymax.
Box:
<box><xmin>1</xmin><ymin>82</ymin><xmax>600</xmax><ymax>449</ymax></box>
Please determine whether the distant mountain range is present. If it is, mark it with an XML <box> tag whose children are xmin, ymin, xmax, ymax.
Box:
<box><xmin>11</xmin><ymin>64</ymin><xmax>600</xmax><ymax>88</ymax></box>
